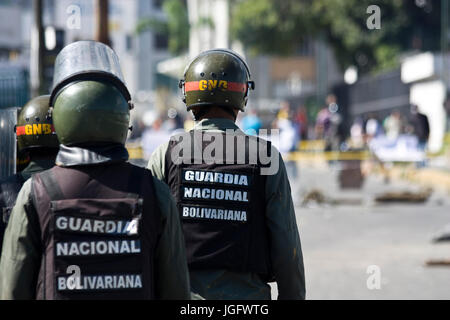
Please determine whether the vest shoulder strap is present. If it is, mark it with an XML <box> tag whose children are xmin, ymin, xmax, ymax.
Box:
<box><xmin>37</xmin><ymin>169</ymin><xmax>65</xmax><ymax>201</ymax></box>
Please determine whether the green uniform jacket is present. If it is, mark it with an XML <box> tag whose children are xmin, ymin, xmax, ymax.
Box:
<box><xmin>0</xmin><ymin>149</ymin><xmax>191</xmax><ymax>300</ymax></box>
<box><xmin>147</xmin><ymin>118</ymin><xmax>306</xmax><ymax>300</ymax></box>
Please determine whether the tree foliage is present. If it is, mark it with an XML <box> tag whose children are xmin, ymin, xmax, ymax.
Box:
<box><xmin>230</xmin><ymin>0</ymin><xmax>441</xmax><ymax>74</ymax></box>
<box><xmin>230</xmin><ymin>0</ymin><xmax>316</xmax><ymax>56</ymax></box>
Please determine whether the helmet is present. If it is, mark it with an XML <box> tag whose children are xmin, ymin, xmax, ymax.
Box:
<box><xmin>50</xmin><ymin>41</ymin><xmax>132</xmax><ymax>146</ymax></box>
<box><xmin>179</xmin><ymin>49</ymin><xmax>255</xmax><ymax>112</ymax></box>
<box><xmin>52</xmin><ymin>80</ymin><xmax>130</xmax><ymax>146</ymax></box>
<box><xmin>16</xmin><ymin>95</ymin><xmax>59</xmax><ymax>152</ymax></box>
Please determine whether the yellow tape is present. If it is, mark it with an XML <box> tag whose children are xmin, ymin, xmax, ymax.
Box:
<box><xmin>287</xmin><ymin>151</ymin><xmax>370</xmax><ymax>161</ymax></box>
<box><xmin>126</xmin><ymin>146</ymin><xmax>144</xmax><ymax>159</ymax></box>
<box><xmin>126</xmin><ymin>143</ymin><xmax>370</xmax><ymax>161</ymax></box>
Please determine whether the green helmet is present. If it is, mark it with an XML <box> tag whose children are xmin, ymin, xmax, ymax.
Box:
<box><xmin>179</xmin><ymin>49</ymin><xmax>255</xmax><ymax>112</ymax></box>
<box><xmin>52</xmin><ymin>80</ymin><xmax>130</xmax><ymax>146</ymax></box>
<box><xmin>16</xmin><ymin>95</ymin><xmax>59</xmax><ymax>152</ymax></box>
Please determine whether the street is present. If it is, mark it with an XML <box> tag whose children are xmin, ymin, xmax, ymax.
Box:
<box><xmin>271</xmin><ymin>161</ymin><xmax>450</xmax><ymax>300</ymax></box>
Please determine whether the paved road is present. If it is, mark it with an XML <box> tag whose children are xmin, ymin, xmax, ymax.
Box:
<box><xmin>271</xmin><ymin>162</ymin><xmax>450</xmax><ymax>300</ymax></box>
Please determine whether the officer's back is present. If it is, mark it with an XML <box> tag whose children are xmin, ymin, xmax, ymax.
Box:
<box><xmin>148</xmin><ymin>49</ymin><xmax>306</xmax><ymax>300</ymax></box>
<box><xmin>0</xmin><ymin>41</ymin><xmax>190</xmax><ymax>300</ymax></box>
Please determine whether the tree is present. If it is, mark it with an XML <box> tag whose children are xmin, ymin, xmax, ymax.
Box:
<box><xmin>230</xmin><ymin>0</ymin><xmax>315</xmax><ymax>56</ymax></box>
<box><xmin>230</xmin><ymin>0</ymin><xmax>441</xmax><ymax>74</ymax></box>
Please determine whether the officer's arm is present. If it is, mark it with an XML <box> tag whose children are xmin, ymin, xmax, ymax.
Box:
<box><xmin>265</xmin><ymin>151</ymin><xmax>306</xmax><ymax>300</ymax></box>
<box><xmin>147</xmin><ymin>142</ymin><xmax>169</xmax><ymax>182</ymax></box>
<box><xmin>0</xmin><ymin>180</ymin><xmax>41</xmax><ymax>300</ymax></box>
<box><xmin>152</xmin><ymin>177</ymin><xmax>191</xmax><ymax>300</ymax></box>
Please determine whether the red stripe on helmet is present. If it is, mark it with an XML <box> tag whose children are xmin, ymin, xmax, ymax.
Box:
<box><xmin>184</xmin><ymin>81</ymin><xmax>247</xmax><ymax>93</ymax></box>
<box><xmin>185</xmin><ymin>81</ymin><xmax>200</xmax><ymax>92</ymax></box>
<box><xmin>227</xmin><ymin>82</ymin><xmax>247</xmax><ymax>92</ymax></box>
<box><xmin>16</xmin><ymin>126</ymin><xmax>26</xmax><ymax>136</ymax></box>
<box><xmin>15</xmin><ymin>124</ymin><xmax>56</xmax><ymax>136</ymax></box>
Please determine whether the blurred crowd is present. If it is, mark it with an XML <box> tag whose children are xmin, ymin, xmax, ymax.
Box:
<box><xmin>348</xmin><ymin>106</ymin><xmax>430</xmax><ymax>153</ymax></box>
<box><xmin>131</xmin><ymin>94</ymin><xmax>431</xmax><ymax>169</ymax></box>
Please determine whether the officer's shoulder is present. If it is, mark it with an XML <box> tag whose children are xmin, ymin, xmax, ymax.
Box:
<box><xmin>167</xmin><ymin>130</ymin><xmax>191</xmax><ymax>143</ymax></box>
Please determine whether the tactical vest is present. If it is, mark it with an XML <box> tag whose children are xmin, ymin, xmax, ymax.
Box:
<box><xmin>165</xmin><ymin>130</ymin><xmax>273</xmax><ymax>279</ymax></box>
<box><xmin>0</xmin><ymin>173</ymin><xmax>26</xmax><ymax>250</ymax></box>
<box><xmin>31</xmin><ymin>162</ymin><xmax>161</xmax><ymax>300</ymax></box>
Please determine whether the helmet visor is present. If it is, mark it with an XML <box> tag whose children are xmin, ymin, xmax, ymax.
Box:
<box><xmin>51</xmin><ymin>41</ymin><xmax>130</xmax><ymax>105</ymax></box>
<box><xmin>0</xmin><ymin>107</ymin><xmax>17</xmax><ymax>179</ymax></box>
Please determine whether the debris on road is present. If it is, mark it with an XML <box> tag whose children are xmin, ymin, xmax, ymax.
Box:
<box><xmin>425</xmin><ymin>259</ymin><xmax>450</xmax><ymax>267</ymax></box>
<box><xmin>431</xmin><ymin>224</ymin><xmax>450</xmax><ymax>243</ymax></box>
<box><xmin>301</xmin><ymin>189</ymin><xmax>327</xmax><ymax>206</ymax></box>
<box><xmin>301</xmin><ymin>189</ymin><xmax>363</xmax><ymax>207</ymax></box>
<box><xmin>374</xmin><ymin>188</ymin><xmax>433</xmax><ymax>203</ymax></box>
